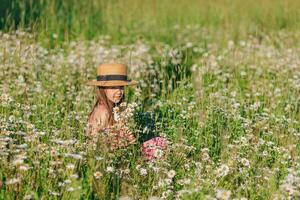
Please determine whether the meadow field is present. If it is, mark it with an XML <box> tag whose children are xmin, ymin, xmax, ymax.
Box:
<box><xmin>1</xmin><ymin>0</ymin><xmax>300</xmax><ymax>199</ymax></box>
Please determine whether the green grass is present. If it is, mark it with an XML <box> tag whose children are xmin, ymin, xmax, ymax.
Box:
<box><xmin>1</xmin><ymin>0</ymin><xmax>300</xmax><ymax>45</ymax></box>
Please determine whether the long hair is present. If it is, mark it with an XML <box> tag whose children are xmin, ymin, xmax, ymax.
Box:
<box><xmin>87</xmin><ymin>86</ymin><xmax>125</xmax><ymax>126</ymax></box>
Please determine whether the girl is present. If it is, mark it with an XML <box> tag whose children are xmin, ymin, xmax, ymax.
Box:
<box><xmin>86</xmin><ymin>63</ymin><xmax>167</xmax><ymax>160</ymax></box>
<box><xmin>85</xmin><ymin>63</ymin><xmax>137</xmax><ymax>141</ymax></box>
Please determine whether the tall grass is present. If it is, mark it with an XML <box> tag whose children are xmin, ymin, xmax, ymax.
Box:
<box><xmin>1</xmin><ymin>0</ymin><xmax>300</xmax><ymax>45</ymax></box>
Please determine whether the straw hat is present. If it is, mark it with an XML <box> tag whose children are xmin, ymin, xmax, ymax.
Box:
<box><xmin>86</xmin><ymin>63</ymin><xmax>138</xmax><ymax>86</ymax></box>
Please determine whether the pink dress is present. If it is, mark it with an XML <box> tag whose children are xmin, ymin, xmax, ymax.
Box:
<box><xmin>141</xmin><ymin>137</ymin><xmax>168</xmax><ymax>161</ymax></box>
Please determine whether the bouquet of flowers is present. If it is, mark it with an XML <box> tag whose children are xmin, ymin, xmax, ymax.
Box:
<box><xmin>100</xmin><ymin>102</ymin><xmax>137</xmax><ymax>151</ymax></box>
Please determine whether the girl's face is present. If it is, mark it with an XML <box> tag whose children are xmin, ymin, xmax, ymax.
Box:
<box><xmin>104</xmin><ymin>86</ymin><xmax>124</xmax><ymax>103</ymax></box>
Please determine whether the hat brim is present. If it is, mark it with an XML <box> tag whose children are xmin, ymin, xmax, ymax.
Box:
<box><xmin>86</xmin><ymin>80</ymin><xmax>138</xmax><ymax>86</ymax></box>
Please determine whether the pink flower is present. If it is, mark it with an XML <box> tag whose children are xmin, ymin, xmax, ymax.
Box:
<box><xmin>141</xmin><ymin>137</ymin><xmax>168</xmax><ymax>161</ymax></box>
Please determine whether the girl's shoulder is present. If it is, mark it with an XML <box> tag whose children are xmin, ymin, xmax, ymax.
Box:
<box><xmin>93</xmin><ymin>104</ymin><xmax>109</xmax><ymax>122</ymax></box>
<box><xmin>86</xmin><ymin>104</ymin><xmax>110</xmax><ymax>137</ymax></box>
<box><xmin>88</xmin><ymin>104</ymin><xmax>109</xmax><ymax>126</ymax></box>
<box><xmin>95</xmin><ymin>104</ymin><xmax>110</xmax><ymax>119</ymax></box>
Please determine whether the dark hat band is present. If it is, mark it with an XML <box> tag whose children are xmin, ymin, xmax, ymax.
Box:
<box><xmin>97</xmin><ymin>75</ymin><xmax>131</xmax><ymax>81</ymax></box>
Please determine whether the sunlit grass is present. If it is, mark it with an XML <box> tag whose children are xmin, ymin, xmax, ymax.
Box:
<box><xmin>1</xmin><ymin>0</ymin><xmax>300</xmax><ymax>45</ymax></box>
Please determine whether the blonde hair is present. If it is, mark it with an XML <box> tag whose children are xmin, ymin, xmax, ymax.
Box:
<box><xmin>87</xmin><ymin>86</ymin><xmax>125</xmax><ymax>126</ymax></box>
